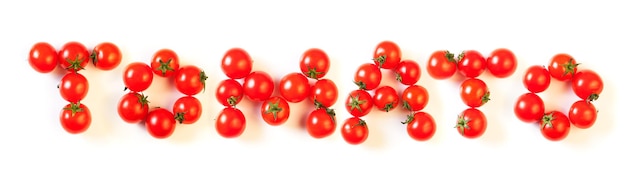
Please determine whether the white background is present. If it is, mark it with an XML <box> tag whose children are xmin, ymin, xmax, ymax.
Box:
<box><xmin>1</xmin><ymin>0</ymin><xmax>624</xmax><ymax>178</ymax></box>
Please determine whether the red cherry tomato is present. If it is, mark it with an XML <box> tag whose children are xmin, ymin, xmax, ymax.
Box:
<box><xmin>373</xmin><ymin>41</ymin><xmax>401</xmax><ymax>69</ymax></box>
<box><xmin>59</xmin><ymin>72</ymin><xmax>89</xmax><ymax>103</ymax></box>
<box><xmin>523</xmin><ymin>65</ymin><xmax>551</xmax><ymax>93</ymax></box>
<box><xmin>373</xmin><ymin>86</ymin><xmax>399</xmax><ymax>112</ymax></box>
<box><xmin>58</xmin><ymin>41</ymin><xmax>89</xmax><ymax>72</ymax></box>
<box><xmin>123</xmin><ymin>62</ymin><xmax>153</xmax><ymax>92</ymax></box>
<box><xmin>215</xmin><ymin>79</ymin><xmax>244</xmax><ymax>107</ymax></box>
<box><xmin>354</xmin><ymin>63</ymin><xmax>382</xmax><ymax>90</ymax></box>
<box><xmin>174</xmin><ymin>65</ymin><xmax>208</xmax><ymax>96</ymax></box>
<box><xmin>221</xmin><ymin>48</ymin><xmax>253</xmax><ymax>79</ymax></box>
<box><xmin>401</xmin><ymin>85</ymin><xmax>429</xmax><ymax>112</ymax></box>
<box><xmin>341</xmin><ymin>117</ymin><xmax>368</xmax><ymax>145</ymax></box>
<box><xmin>394</xmin><ymin>59</ymin><xmax>421</xmax><ymax>85</ymax></box>
<box><xmin>172</xmin><ymin>96</ymin><xmax>202</xmax><ymax>124</ymax></box>
<box><xmin>345</xmin><ymin>89</ymin><xmax>374</xmax><ymax>117</ymax></box>
<box><xmin>91</xmin><ymin>42</ymin><xmax>122</xmax><ymax>71</ymax></box>
<box><xmin>457</xmin><ymin>50</ymin><xmax>486</xmax><ymax>78</ymax></box>
<box><xmin>29</xmin><ymin>42</ymin><xmax>58</xmax><ymax>73</ymax></box>
<box><xmin>117</xmin><ymin>92</ymin><xmax>150</xmax><ymax>124</ymax></box>
<box><xmin>572</xmin><ymin>69</ymin><xmax>603</xmax><ymax>101</ymax></box>
<box><xmin>514</xmin><ymin>93</ymin><xmax>545</xmax><ymax>123</ymax></box>
<box><xmin>300</xmin><ymin>48</ymin><xmax>330</xmax><ymax>79</ymax></box>
<box><xmin>305</xmin><ymin>108</ymin><xmax>337</xmax><ymax>139</ymax></box>
<box><xmin>150</xmin><ymin>49</ymin><xmax>180</xmax><ymax>77</ymax></box>
<box><xmin>548</xmin><ymin>53</ymin><xmax>578</xmax><ymax>81</ymax></box>
<box><xmin>402</xmin><ymin>112</ymin><xmax>436</xmax><ymax>141</ymax></box>
<box><xmin>310</xmin><ymin>79</ymin><xmax>338</xmax><ymax>108</ymax></box>
<box><xmin>486</xmin><ymin>48</ymin><xmax>517</xmax><ymax>78</ymax></box>
<box><xmin>59</xmin><ymin>102</ymin><xmax>91</xmax><ymax>134</ymax></box>
<box><xmin>568</xmin><ymin>100</ymin><xmax>597</xmax><ymax>129</ymax></box>
<box><xmin>455</xmin><ymin>108</ymin><xmax>487</xmax><ymax>139</ymax></box>
<box><xmin>279</xmin><ymin>72</ymin><xmax>311</xmax><ymax>103</ymax></box>
<box><xmin>459</xmin><ymin>78</ymin><xmax>489</xmax><ymax>108</ymax></box>
<box><xmin>540</xmin><ymin>111</ymin><xmax>570</xmax><ymax>141</ymax></box>
<box><xmin>427</xmin><ymin>50</ymin><xmax>457</xmax><ymax>80</ymax></box>
<box><xmin>260</xmin><ymin>96</ymin><xmax>290</xmax><ymax>126</ymax></box>
<box><xmin>145</xmin><ymin>108</ymin><xmax>177</xmax><ymax>139</ymax></box>
<box><xmin>243</xmin><ymin>71</ymin><xmax>274</xmax><ymax>102</ymax></box>
<box><xmin>216</xmin><ymin>107</ymin><xmax>246</xmax><ymax>138</ymax></box>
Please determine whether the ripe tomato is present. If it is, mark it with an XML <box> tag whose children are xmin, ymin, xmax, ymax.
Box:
<box><xmin>514</xmin><ymin>93</ymin><xmax>545</xmax><ymax>123</ymax></box>
<box><xmin>345</xmin><ymin>89</ymin><xmax>374</xmax><ymax>117</ymax></box>
<box><xmin>486</xmin><ymin>48</ymin><xmax>517</xmax><ymax>78</ymax></box>
<box><xmin>455</xmin><ymin>108</ymin><xmax>487</xmax><ymax>139</ymax></box>
<box><xmin>221</xmin><ymin>48</ymin><xmax>253</xmax><ymax>79</ymax></box>
<box><xmin>401</xmin><ymin>85</ymin><xmax>429</xmax><ymax>112</ymax></box>
<box><xmin>117</xmin><ymin>92</ymin><xmax>150</xmax><ymax>124</ymax></box>
<box><xmin>310</xmin><ymin>79</ymin><xmax>338</xmax><ymax>108</ymax></box>
<box><xmin>548</xmin><ymin>53</ymin><xmax>578</xmax><ymax>81</ymax></box>
<box><xmin>145</xmin><ymin>108</ymin><xmax>177</xmax><ymax>139</ymax></box>
<box><xmin>123</xmin><ymin>62</ymin><xmax>153</xmax><ymax>92</ymax></box>
<box><xmin>373</xmin><ymin>41</ymin><xmax>401</xmax><ymax>69</ymax></box>
<box><xmin>58</xmin><ymin>41</ymin><xmax>89</xmax><ymax>72</ymax></box>
<box><xmin>568</xmin><ymin>100</ymin><xmax>597</xmax><ymax>129</ymax></box>
<box><xmin>59</xmin><ymin>72</ymin><xmax>89</xmax><ymax>103</ymax></box>
<box><xmin>402</xmin><ymin>112</ymin><xmax>436</xmax><ymax>141</ymax></box>
<box><xmin>150</xmin><ymin>49</ymin><xmax>180</xmax><ymax>77</ymax></box>
<box><xmin>306</xmin><ymin>108</ymin><xmax>336</xmax><ymax>139</ymax></box>
<box><xmin>90</xmin><ymin>42</ymin><xmax>121</xmax><ymax>71</ymax></box>
<box><xmin>373</xmin><ymin>85</ymin><xmax>399</xmax><ymax>112</ymax></box>
<box><xmin>459</xmin><ymin>78</ymin><xmax>489</xmax><ymax>108</ymax></box>
<box><xmin>215</xmin><ymin>79</ymin><xmax>244</xmax><ymax>107</ymax></box>
<box><xmin>172</xmin><ymin>96</ymin><xmax>202</xmax><ymax>124</ymax></box>
<box><xmin>354</xmin><ymin>63</ymin><xmax>382</xmax><ymax>90</ymax></box>
<box><xmin>216</xmin><ymin>107</ymin><xmax>246</xmax><ymax>138</ymax></box>
<box><xmin>457</xmin><ymin>50</ymin><xmax>486</xmax><ymax>78</ymax></box>
<box><xmin>261</xmin><ymin>96</ymin><xmax>290</xmax><ymax>126</ymax></box>
<box><xmin>59</xmin><ymin>102</ymin><xmax>91</xmax><ymax>134</ymax></box>
<box><xmin>243</xmin><ymin>71</ymin><xmax>274</xmax><ymax>102</ymax></box>
<box><xmin>394</xmin><ymin>59</ymin><xmax>421</xmax><ymax>86</ymax></box>
<box><xmin>341</xmin><ymin>117</ymin><xmax>368</xmax><ymax>145</ymax></box>
<box><xmin>572</xmin><ymin>70</ymin><xmax>603</xmax><ymax>101</ymax></box>
<box><xmin>175</xmin><ymin>65</ymin><xmax>208</xmax><ymax>96</ymax></box>
<box><xmin>540</xmin><ymin>111</ymin><xmax>570</xmax><ymax>141</ymax></box>
<box><xmin>523</xmin><ymin>65</ymin><xmax>551</xmax><ymax>93</ymax></box>
<box><xmin>29</xmin><ymin>42</ymin><xmax>58</xmax><ymax>73</ymax></box>
<box><xmin>427</xmin><ymin>50</ymin><xmax>457</xmax><ymax>80</ymax></box>
<box><xmin>279</xmin><ymin>72</ymin><xmax>311</xmax><ymax>103</ymax></box>
<box><xmin>300</xmin><ymin>48</ymin><xmax>330</xmax><ymax>79</ymax></box>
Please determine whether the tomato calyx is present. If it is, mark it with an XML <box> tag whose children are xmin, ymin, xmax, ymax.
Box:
<box><xmin>63</xmin><ymin>102</ymin><xmax>84</xmax><ymax>117</ymax></box>
<box><xmin>455</xmin><ymin>115</ymin><xmax>470</xmax><ymax>136</ymax></box>
<box><xmin>401</xmin><ymin>113</ymin><xmax>415</xmax><ymax>124</ymax></box>
<box><xmin>481</xmin><ymin>92</ymin><xmax>491</xmax><ymax>105</ymax></box>
<box><xmin>174</xmin><ymin>112</ymin><xmax>186</xmax><ymax>124</ymax></box>
<box><xmin>135</xmin><ymin>93</ymin><xmax>150</xmax><ymax>108</ymax></box>
<box><xmin>444</xmin><ymin>50</ymin><xmax>457</xmax><ymax>62</ymax></box>
<box><xmin>561</xmin><ymin>58</ymin><xmax>580</xmax><ymax>78</ymax></box>
<box><xmin>314</xmin><ymin>99</ymin><xmax>327</xmax><ymax>109</ymax></box>
<box><xmin>66</xmin><ymin>55</ymin><xmax>85</xmax><ymax>72</ymax></box>
<box><xmin>402</xmin><ymin>101</ymin><xmax>411</xmax><ymax>111</ymax></box>
<box><xmin>351</xmin><ymin>119</ymin><xmax>367</xmax><ymax>128</ymax></box>
<box><xmin>587</xmin><ymin>93</ymin><xmax>600</xmax><ymax>102</ymax></box>
<box><xmin>395</xmin><ymin>73</ymin><xmax>403</xmax><ymax>83</ymax></box>
<box><xmin>156</xmin><ymin>59</ymin><xmax>175</xmax><ymax>76</ymax></box>
<box><xmin>264</xmin><ymin>100</ymin><xmax>283</xmax><ymax>121</ymax></box>
<box><xmin>354</xmin><ymin>81</ymin><xmax>367</xmax><ymax>90</ymax></box>
<box><xmin>227</xmin><ymin>96</ymin><xmax>240</xmax><ymax>107</ymax></box>
<box><xmin>348</xmin><ymin>93</ymin><xmax>365</xmax><ymax>112</ymax></box>
<box><xmin>325</xmin><ymin>108</ymin><xmax>337</xmax><ymax>123</ymax></box>
<box><xmin>304</xmin><ymin>66</ymin><xmax>324</xmax><ymax>80</ymax></box>
<box><xmin>457</xmin><ymin>51</ymin><xmax>465</xmax><ymax>61</ymax></box>
<box><xmin>541</xmin><ymin>112</ymin><xmax>555</xmax><ymax>129</ymax></box>
<box><xmin>373</xmin><ymin>55</ymin><xmax>387</xmax><ymax>69</ymax></box>
<box><xmin>382</xmin><ymin>102</ymin><xmax>396</xmax><ymax>112</ymax></box>
<box><xmin>89</xmin><ymin>50</ymin><xmax>99</xmax><ymax>66</ymax></box>
<box><xmin>199</xmin><ymin>71</ymin><xmax>208</xmax><ymax>92</ymax></box>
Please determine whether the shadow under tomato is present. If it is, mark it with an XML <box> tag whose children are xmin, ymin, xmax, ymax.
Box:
<box><xmin>238</xmin><ymin>99</ymin><xmax>264</xmax><ymax>142</ymax></box>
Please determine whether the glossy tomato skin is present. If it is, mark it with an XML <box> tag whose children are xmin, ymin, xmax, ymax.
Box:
<box><xmin>523</xmin><ymin>65</ymin><xmax>551</xmax><ymax>93</ymax></box>
<box><xmin>310</xmin><ymin>79</ymin><xmax>338</xmax><ymax>108</ymax></box>
<box><xmin>455</xmin><ymin>108</ymin><xmax>487</xmax><ymax>139</ymax></box>
<box><xmin>457</xmin><ymin>50</ymin><xmax>486</xmax><ymax>78</ymax></box>
<box><xmin>459</xmin><ymin>78</ymin><xmax>489</xmax><ymax>108</ymax></box>
<box><xmin>572</xmin><ymin>70</ymin><xmax>603</xmax><ymax>101</ymax></box>
<box><xmin>58</xmin><ymin>41</ymin><xmax>89</xmax><ymax>72</ymax></box>
<box><xmin>123</xmin><ymin>62</ymin><xmax>153</xmax><ymax>92</ymax></box>
<box><xmin>151</xmin><ymin>49</ymin><xmax>180</xmax><ymax>77</ymax></box>
<box><xmin>145</xmin><ymin>108</ymin><xmax>176</xmax><ymax>139</ymax></box>
<box><xmin>175</xmin><ymin>65</ymin><xmax>207</xmax><ymax>96</ymax></box>
<box><xmin>215</xmin><ymin>79</ymin><xmax>244</xmax><ymax>107</ymax></box>
<box><xmin>117</xmin><ymin>92</ymin><xmax>149</xmax><ymax>123</ymax></box>
<box><xmin>341</xmin><ymin>117</ymin><xmax>368</xmax><ymax>145</ymax></box>
<box><xmin>60</xmin><ymin>102</ymin><xmax>91</xmax><ymax>134</ymax></box>
<box><xmin>373</xmin><ymin>86</ymin><xmax>399</xmax><ymax>112</ymax></box>
<box><xmin>514</xmin><ymin>93</ymin><xmax>545</xmax><ymax>123</ymax></box>
<box><xmin>394</xmin><ymin>59</ymin><xmax>421</xmax><ymax>85</ymax></box>
<box><xmin>243</xmin><ymin>71</ymin><xmax>274</xmax><ymax>102</ymax></box>
<box><xmin>354</xmin><ymin>63</ymin><xmax>382</xmax><ymax>90</ymax></box>
<box><xmin>221</xmin><ymin>48</ymin><xmax>253</xmax><ymax>79</ymax></box>
<box><xmin>306</xmin><ymin>108</ymin><xmax>336</xmax><ymax>139</ymax></box>
<box><xmin>216</xmin><ymin>107</ymin><xmax>246</xmax><ymax>138</ymax></box>
<box><xmin>279</xmin><ymin>72</ymin><xmax>311</xmax><ymax>103</ymax></box>
<box><xmin>345</xmin><ymin>89</ymin><xmax>374</xmax><ymax>117</ymax></box>
<box><xmin>172</xmin><ymin>96</ymin><xmax>202</xmax><ymax>124</ymax></box>
<box><xmin>401</xmin><ymin>85</ymin><xmax>429</xmax><ymax>112</ymax></box>
<box><xmin>29</xmin><ymin>42</ymin><xmax>58</xmax><ymax>73</ymax></box>
<box><xmin>300</xmin><ymin>48</ymin><xmax>330</xmax><ymax>79</ymax></box>
<box><xmin>486</xmin><ymin>48</ymin><xmax>517</xmax><ymax>78</ymax></box>
<box><xmin>548</xmin><ymin>53</ymin><xmax>578</xmax><ymax>81</ymax></box>
<box><xmin>91</xmin><ymin>42</ymin><xmax>122</xmax><ymax>70</ymax></box>
<box><xmin>427</xmin><ymin>50</ymin><xmax>457</xmax><ymax>80</ymax></box>
<box><xmin>404</xmin><ymin>112</ymin><xmax>436</xmax><ymax>141</ymax></box>
<box><xmin>568</xmin><ymin>100</ymin><xmax>597</xmax><ymax>129</ymax></box>
<box><xmin>540</xmin><ymin>111</ymin><xmax>570</xmax><ymax>141</ymax></box>
<box><xmin>261</xmin><ymin>96</ymin><xmax>290</xmax><ymax>126</ymax></box>
<box><xmin>59</xmin><ymin>72</ymin><xmax>89</xmax><ymax>103</ymax></box>
<box><xmin>373</xmin><ymin>41</ymin><xmax>401</xmax><ymax>69</ymax></box>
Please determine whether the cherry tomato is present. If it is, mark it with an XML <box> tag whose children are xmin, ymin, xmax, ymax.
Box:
<box><xmin>58</xmin><ymin>41</ymin><xmax>89</xmax><ymax>72</ymax></box>
<box><xmin>427</xmin><ymin>50</ymin><xmax>457</xmax><ymax>80</ymax></box>
<box><xmin>568</xmin><ymin>100</ymin><xmax>597</xmax><ymax>129</ymax></box>
<box><xmin>243</xmin><ymin>71</ymin><xmax>274</xmax><ymax>102</ymax></box>
<box><xmin>523</xmin><ymin>65</ymin><xmax>551</xmax><ymax>93</ymax></box>
<box><xmin>150</xmin><ymin>49</ymin><xmax>180</xmax><ymax>77</ymax></box>
<box><xmin>486</xmin><ymin>48</ymin><xmax>517</xmax><ymax>78</ymax></box>
<box><xmin>216</xmin><ymin>107</ymin><xmax>246</xmax><ymax>138</ymax></box>
<box><xmin>215</xmin><ymin>79</ymin><xmax>244</xmax><ymax>107</ymax></box>
<box><xmin>175</xmin><ymin>65</ymin><xmax>208</xmax><ymax>96</ymax></box>
<box><xmin>354</xmin><ymin>63</ymin><xmax>382</xmax><ymax>90</ymax></box>
<box><xmin>279</xmin><ymin>72</ymin><xmax>311</xmax><ymax>103</ymax></box>
<box><xmin>548</xmin><ymin>53</ymin><xmax>578</xmax><ymax>81</ymax></box>
<box><xmin>145</xmin><ymin>108</ymin><xmax>176</xmax><ymax>139</ymax></box>
<box><xmin>117</xmin><ymin>92</ymin><xmax>150</xmax><ymax>124</ymax></box>
<box><xmin>373</xmin><ymin>41</ymin><xmax>401</xmax><ymax>69</ymax></box>
<box><xmin>221</xmin><ymin>47</ymin><xmax>253</xmax><ymax>79</ymax></box>
<box><xmin>300</xmin><ymin>48</ymin><xmax>330</xmax><ymax>79</ymax></box>
<box><xmin>91</xmin><ymin>42</ymin><xmax>121</xmax><ymax>71</ymax></box>
<box><xmin>540</xmin><ymin>111</ymin><xmax>570</xmax><ymax>141</ymax></box>
<box><xmin>514</xmin><ymin>93</ymin><xmax>545</xmax><ymax>123</ymax></box>
<box><xmin>59</xmin><ymin>102</ymin><xmax>91</xmax><ymax>134</ymax></box>
<box><xmin>310</xmin><ymin>79</ymin><xmax>338</xmax><ymax>108</ymax></box>
<box><xmin>345</xmin><ymin>89</ymin><xmax>374</xmax><ymax>117</ymax></box>
<box><xmin>401</xmin><ymin>85</ymin><xmax>429</xmax><ymax>112</ymax></box>
<box><xmin>172</xmin><ymin>96</ymin><xmax>202</xmax><ymax>124</ymax></box>
<box><xmin>455</xmin><ymin>108</ymin><xmax>487</xmax><ymax>139</ymax></box>
<box><xmin>394</xmin><ymin>59</ymin><xmax>421</xmax><ymax>85</ymax></box>
<box><xmin>59</xmin><ymin>72</ymin><xmax>89</xmax><ymax>103</ymax></box>
<box><xmin>29</xmin><ymin>42</ymin><xmax>58</xmax><ymax>73</ymax></box>
<box><xmin>341</xmin><ymin>117</ymin><xmax>368</xmax><ymax>145</ymax></box>
<box><xmin>402</xmin><ymin>112</ymin><xmax>436</xmax><ymax>141</ymax></box>
<box><xmin>123</xmin><ymin>62</ymin><xmax>153</xmax><ymax>92</ymax></box>
<box><xmin>373</xmin><ymin>86</ymin><xmax>399</xmax><ymax>112</ymax></box>
<box><xmin>572</xmin><ymin>69</ymin><xmax>603</xmax><ymax>101</ymax></box>
<box><xmin>459</xmin><ymin>78</ymin><xmax>489</xmax><ymax>108</ymax></box>
<box><xmin>261</xmin><ymin>96</ymin><xmax>290</xmax><ymax>126</ymax></box>
<box><xmin>457</xmin><ymin>50</ymin><xmax>486</xmax><ymax>78</ymax></box>
<box><xmin>306</xmin><ymin>108</ymin><xmax>336</xmax><ymax>139</ymax></box>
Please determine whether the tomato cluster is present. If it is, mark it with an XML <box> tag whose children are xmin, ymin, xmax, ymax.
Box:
<box><xmin>515</xmin><ymin>54</ymin><xmax>603</xmax><ymax>141</ymax></box>
<box><xmin>215</xmin><ymin>48</ymin><xmax>254</xmax><ymax>138</ymax></box>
